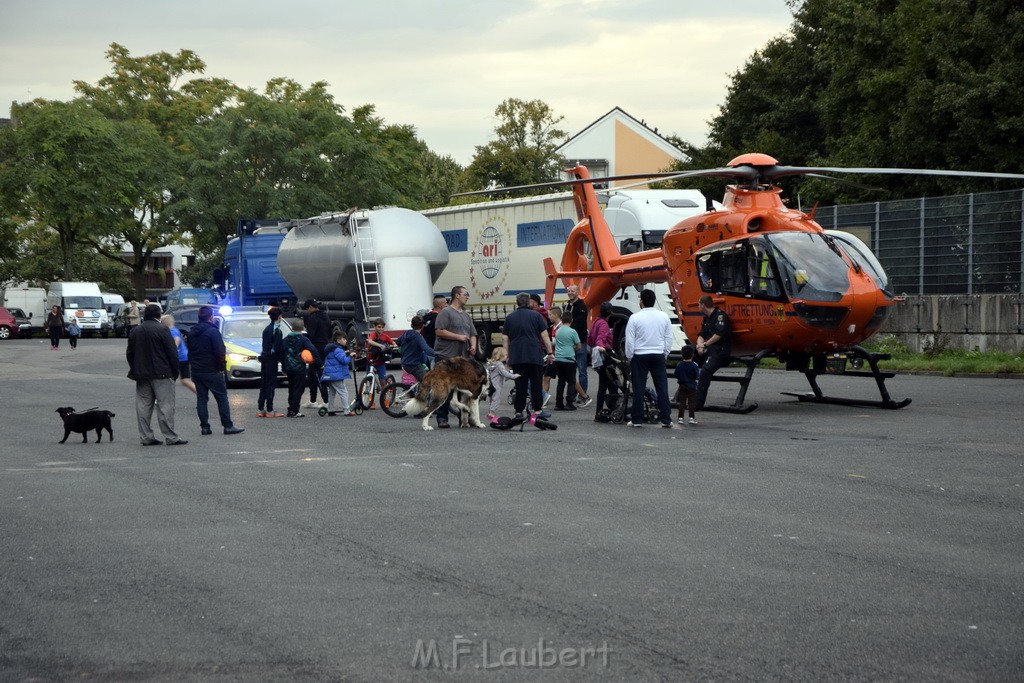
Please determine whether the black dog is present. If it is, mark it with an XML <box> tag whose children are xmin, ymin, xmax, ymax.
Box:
<box><xmin>56</xmin><ymin>407</ymin><xmax>115</xmax><ymax>444</ymax></box>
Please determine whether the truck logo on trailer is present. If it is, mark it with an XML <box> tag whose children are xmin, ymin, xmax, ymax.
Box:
<box><xmin>469</xmin><ymin>215</ymin><xmax>512</xmax><ymax>299</ymax></box>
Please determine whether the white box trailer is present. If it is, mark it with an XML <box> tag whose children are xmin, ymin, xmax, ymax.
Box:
<box><xmin>423</xmin><ymin>189</ymin><xmax>714</xmax><ymax>358</ymax></box>
<box><xmin>1</xmin><ymin>285</ymin><xmax>48</xmax><ymax>324</ymax></box>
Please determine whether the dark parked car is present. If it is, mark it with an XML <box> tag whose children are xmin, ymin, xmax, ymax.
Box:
<box><xmin>166</xmin><ymin>305</ymin><xmax>203</xmax><ymax>340</ymax></box>
<box><xmin>109</xmin><ymin>304</ymin><xmax>127</xmax><ymax>337</ymax></box>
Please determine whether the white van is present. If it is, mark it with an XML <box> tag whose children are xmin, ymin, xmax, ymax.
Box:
<box><xmin>101</xmin><ymin>292</ymin><xmax>126</xmax><ymax>315</ymax></box>
<box><xmin>1</xmin><ymin>286</ymin><xmax>48</xmax><ymax>323</ymax></box>
<box><xmin>47</xmin><ymin>282</ymin><xmax>111</xmax><ymax>337</ymax></box>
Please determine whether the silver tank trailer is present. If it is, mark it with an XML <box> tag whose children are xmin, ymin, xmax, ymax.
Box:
<box><xmin>277</xmin><ymin>207</ymin><xmax>449</xmax><ymax>329</ymax></box>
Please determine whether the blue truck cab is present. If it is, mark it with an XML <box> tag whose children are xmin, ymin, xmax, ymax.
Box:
<box><xmin>214</xmin><ymin>220</ymin><xmax>297</xmax><ymax>309</ymax></box>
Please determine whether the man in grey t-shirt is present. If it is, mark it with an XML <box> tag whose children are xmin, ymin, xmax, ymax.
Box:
<box><xmin>432</xmin><ymin>285</ymin><xmax>477</xmax><ymax>427</ymax></box>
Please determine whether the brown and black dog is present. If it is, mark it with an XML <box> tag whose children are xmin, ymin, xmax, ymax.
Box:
<box><xmin>404</xmin><ymin>357</ymin><xmax>489</xmax><ymax>431</ymax></box>
<box><xmin>56</xmin><ymin>407</ymin><xmax>115</xmax><ymax>444</ymax></box>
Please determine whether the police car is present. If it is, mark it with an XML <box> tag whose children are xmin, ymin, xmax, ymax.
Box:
<box><xmin>216</xmin><ymin>306</ymin><xmax>292</xmax><ymax>385</ymax></box>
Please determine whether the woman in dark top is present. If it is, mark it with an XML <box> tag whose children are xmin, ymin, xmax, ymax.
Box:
<box><xmin>45</xmin><ymin>305</ymin><xmax>64</xmax><ymax>350</ymax></box>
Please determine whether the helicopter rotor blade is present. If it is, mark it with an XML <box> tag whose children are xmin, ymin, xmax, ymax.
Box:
<box><xmin>450</xmin><ymin>166</ymin><xmax>760</xmax><ymax>198</ymax></box>
<box><xmin>766</xmin><ymin>166</ymin><xmax>1024</xmax><ymax>182</ymax></box>
<box><xmin>801</xmin><ymin>173</ymin><xmax>884</xmax><ymax>192</ymax></box>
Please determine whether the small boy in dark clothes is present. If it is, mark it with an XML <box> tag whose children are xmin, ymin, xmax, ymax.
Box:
<box><xmin>282</xmin><ymin>318</ymin><xmax>320</xmax><ymax>417</ymax></box>
<box><xmin>674</xmin><ymin>345</ymin><xmax>700</xmax><ymax>424</ymax></box>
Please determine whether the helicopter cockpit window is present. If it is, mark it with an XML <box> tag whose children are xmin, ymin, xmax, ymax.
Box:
<box><xmin>766</xmin><ymin>233</ymin><xmax>850</xmax><ymax>303</ymax></box>
<box><xmin>748</xmin><ymin>240</ymin><xmax>782</xmax><ymax>299</ymax></box>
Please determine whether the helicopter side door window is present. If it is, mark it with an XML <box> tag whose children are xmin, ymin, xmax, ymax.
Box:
<box><xmin>696</xmin><ymin>253</ymin><xmax>719</xmax><ymax>293</ymax></box>
<box><xmin>719</xmin><ymin>249</ymin><xmax>748</xmax><ymax>295</ymax></box>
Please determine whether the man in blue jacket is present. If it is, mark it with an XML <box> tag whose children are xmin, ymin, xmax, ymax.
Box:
<box><xmin>186</xmin><ymin>306</ymin><xmax>244</xmax><ymax>436</ymax></box>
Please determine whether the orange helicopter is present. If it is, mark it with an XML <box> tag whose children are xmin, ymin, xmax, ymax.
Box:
<box><xmin>465</xmin><ymin>153</ymin><xmax>1024</xmax><ymax>413</ymax></box>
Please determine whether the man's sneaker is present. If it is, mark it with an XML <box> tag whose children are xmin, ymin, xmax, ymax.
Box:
<box><xmin>689</xmin><ymin>417</ymin><xmax>698</xmax><ymax>425</ymax></box>
<box><xmin>537</xmin><ymin>410</ymin><xmax>552</xmax><ymax>420</ymax></box>
<box><xmin>514</xmin><ymin>412</ymin><xmax>525</xmax><ymax>421</ymax></box>
<box><xmin>265</xmin><ymin>412</ymin><xmax>285</xmax><ymax>418</ymax></box>
<box><xmin>289</xmin><ymin>412</ymin><xmax>305</xmax><ymax>418</ymax></box>
<box><xmin>626</xmin><ymin>421</ymin><xmax>643</xmax><ymax>428</ymax></box>
<box><xmin>541</xmin><ymin>392</ymin><xmax>551</xmax><ymax>408</ymax></box>
<box><xmin>304</xmin><ymin>400</ymin><xmax>318</xmax><ymax>409</ymax></box>
<box><xmin>577</xmin><ymin>397</ymin><xmax>593</xmax><ymax>408</ymax></box>
<box><xmin>343</xmin><ymin>411</ymin><xmax>357</xmax><ymax>417</ymax></box>
<box><xmin>256</xmin><ymin>411</ymin><xmax>267</xmax><ymax>418</ymax></box>
<box><xmin>678</xmin><ymin>417</ymin><xmax>687</xmax><ymax>424</ymax></box>
<box><xmin>661</xmin><ymin>422</ymin><xmax>673</xmax><ymax>429</ymax></box>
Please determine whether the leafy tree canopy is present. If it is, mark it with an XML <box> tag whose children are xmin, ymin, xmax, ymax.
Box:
<box><xmin>668</xmin><ymin>0</ymin><xmax>1024</xmax><ymax>203</ymax></box>
<box><xmin>463</xmin><ymin>98</ymin><xmax>568</xmax><ymax>195</ymax></box>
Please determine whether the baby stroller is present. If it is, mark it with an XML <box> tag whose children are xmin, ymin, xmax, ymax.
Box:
<box><xmin>594</xmin><ymin>351</ymin><xmax>661</xmax><ymax>425</ymax></box>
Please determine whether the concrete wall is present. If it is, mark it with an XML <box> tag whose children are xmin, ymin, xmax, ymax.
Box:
<box><xmin>881</xmin><ymin>294</ymin><xmax>1024</xmax><ymax>353</ymax></box>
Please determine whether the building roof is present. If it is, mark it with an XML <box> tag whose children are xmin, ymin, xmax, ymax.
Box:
<box><xmin>557</xmin><ymin>106</ymin><xmax>686</xmax><ymax>160</ymax></box>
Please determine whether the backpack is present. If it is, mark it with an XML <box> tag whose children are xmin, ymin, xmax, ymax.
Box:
<box><xmin>283</xmin><ymin>335</ymin><xmax>306</xmax><ymax>374</ymax></box>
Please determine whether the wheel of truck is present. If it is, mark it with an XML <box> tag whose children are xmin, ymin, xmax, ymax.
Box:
<box><xmin>475</xmin><ymin>325</ymin><xmax>491</xmax><ymax>362</ymax></box>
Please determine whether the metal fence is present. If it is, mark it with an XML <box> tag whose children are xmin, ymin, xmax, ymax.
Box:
<box><xmin>815</xmin><ymin>189</ymin><xmax>1024</xmax><ymax>295</ymax></box>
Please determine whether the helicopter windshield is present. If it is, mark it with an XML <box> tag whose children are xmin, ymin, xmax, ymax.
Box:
<box><xmin>826</xmin><ymin>230</ymin><xmax>892</xmax><ymax>296</ymax></box>
<box><xmin>764</xmin><ymin>233</ymin><xmax>850</xmax><ymax>302</ymax></box>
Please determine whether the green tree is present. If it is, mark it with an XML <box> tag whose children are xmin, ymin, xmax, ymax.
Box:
<box><xmin>417</xmin><ymin>150</ymin><xmax>465</xmax><ymax>208</ymax></box>
<box><xmin>0</xmin><ymin>99</ymin><xmax>138</xmax><ymax>279</ymax></box>
<box><xmin>178</xmin><ymin>82</ymin><xmax>436</xmax><ymax>257</ymax></box>
<box><xmin>463</xmin><ymin>98</ymin><xmax>567</xmax><ymax>194</ymax></box>
<box><xmin>670</xmin><ymin>0</ymin><xmax>1024</xmax><ymax>203</ymax></box>
<box><xmin>73</xmin><ymin>43</ymin><xmax>237</xmax><ymax>298</ymax></box>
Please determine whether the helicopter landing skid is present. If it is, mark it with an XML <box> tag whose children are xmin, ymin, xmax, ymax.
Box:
<box><xmin>699</xmin><ymin>350</ymin><xmax>769</xmax><ymax>414</ymax></box>
<box><xmin>781</xmin><ymin>346</ymin><xmax>912</xmax><ymax>410</ymax></box>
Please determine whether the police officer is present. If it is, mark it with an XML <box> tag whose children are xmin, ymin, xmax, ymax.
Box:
<box><xmin>694</xmin><ymin>294</ymin><xmax>731</xmax><ymax>410</ymax></box>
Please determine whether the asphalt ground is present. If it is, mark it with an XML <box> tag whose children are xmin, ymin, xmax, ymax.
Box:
<box><xmin>1</xmin><ymin>337</ymin><xmax>1021</xmax><ymax>681</ymax></box>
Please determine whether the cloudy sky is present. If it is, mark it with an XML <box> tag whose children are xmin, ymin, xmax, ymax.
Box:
<box><xmin>1</xmin><ymin>0</ymin><xmax>794</xmax><ymax>165</ymax></box>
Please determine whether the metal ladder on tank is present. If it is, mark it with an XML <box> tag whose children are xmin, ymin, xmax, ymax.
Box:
<box><xmin>352</xmin><ymin>216</ymin><xmax>383</xmax><ymax>322</ymax></box>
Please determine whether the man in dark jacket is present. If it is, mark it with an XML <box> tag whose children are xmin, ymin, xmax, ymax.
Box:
<box><xmin>302</xmin><ymin>299</ymin><xmax>330</xmax><ymax>407</ymax></box>
<box><xmin>186</xmin><ymin>306</ymin><xmax>244</xmax><ymax>436</ymax></box>
<box><xmin>257</xmin><ymin>306</ymin><xmax>285</xmax><ymax>418</ymax></box>
<box><xmin>127</xmin><ymin>303</ymin><xmax>186</xmax><ymax>446</ymax></box>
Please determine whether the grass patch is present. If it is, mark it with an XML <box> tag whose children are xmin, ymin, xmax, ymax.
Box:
<box><xmin>716</xmin><ymin>335</ymin><xmax>1024</xmax><ymax>376</ymax></box>
<box><xmin>862</xmin><ymin>342</ymin><xmax>1024</xmax><ymax>375</ymax></box>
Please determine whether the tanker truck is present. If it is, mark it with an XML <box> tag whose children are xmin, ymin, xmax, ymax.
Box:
<box><xmin>423</xmin><ymin>189</ymin><xmax>716</xmax><ymax>359</ymax></box>
<box><xmin>275</xmin><ymin>207</ymin><xmax>449</xmax><ymax>340</ymax></box>
<box><xmin>216</xmin><ymin>208</ymin><xmax>448</xmax><ymax>341</ymax></box>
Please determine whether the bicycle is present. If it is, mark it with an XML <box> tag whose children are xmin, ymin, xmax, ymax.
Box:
<box><xmin>379</xmin><ymin>378</ymin><xmax>462</xmax><ymax>419</ymax></box>
<box><xmin>357</xmin><ymin>369</ymin><xmax>395</xmax><ymax>410</ymax></box>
